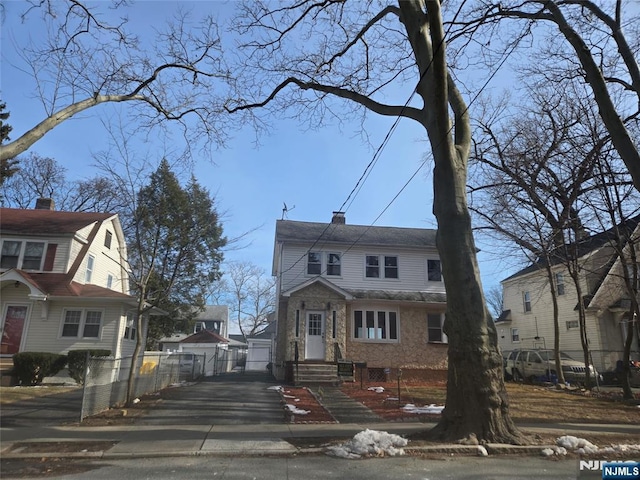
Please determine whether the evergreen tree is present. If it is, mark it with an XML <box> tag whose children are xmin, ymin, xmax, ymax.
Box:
<box><xmin>0</xmin><ymin>102</ymin><xmax>18</xmax><ymax>186</ymax></box>
<box><xmin>125</xmin><ymin>160</ymin><xmax>226</xmax><ymax>399</ymax></box>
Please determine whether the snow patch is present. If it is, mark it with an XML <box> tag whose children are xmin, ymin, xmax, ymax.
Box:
<box><xmin>367</xmin><ymin>386</ymin><xmax>385</xmax><ymax>393</ymax></box>
<box><xmin>267</xmin><ymin>385</ymin><xmax>284</xmax><ymax>393</ymax></box>
<box><xmin>325</xmin><ymin>429</ymin><xmax>408</xmax><ymax>459</ymax></box>
<box><xmin>555</xmin><ymin>436</ymin><xmax>640</xmax><ymax>456</ymax></box>
<box><xmin>401</xmin><ymin>403</ymin><xmax>444</xmax><ymax>415</ymax></box>
<box><xmin>285</xmin><ymin>403</ymin><xmax>310</xmax><ymax>415</ymax></box>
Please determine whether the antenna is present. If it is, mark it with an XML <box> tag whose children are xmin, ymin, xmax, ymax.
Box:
<box><xmin>282</xmin><ymin>202</ymin><xmax>295</xmax><ymax>220</ymax></box>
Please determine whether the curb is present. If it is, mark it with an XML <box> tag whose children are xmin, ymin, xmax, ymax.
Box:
<box><xmin>1</xmin><ymin>443</ymin><xmax>556</xmax><ymax>460</ymax></box>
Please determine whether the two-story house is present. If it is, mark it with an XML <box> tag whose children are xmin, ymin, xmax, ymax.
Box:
<box><xmin>0</xmin><ymin>199</ymin><xmax>148</xmax><ymax>370</ymax></box>
<box><xmin>497</xmin><ymin>218</ymin><xmax>640</xmax><ymax>374</ymax></box>
<box><xmin>272</xmin><ymin>212</ymin><xmax>448</xmax><ymax>383</ymax></box>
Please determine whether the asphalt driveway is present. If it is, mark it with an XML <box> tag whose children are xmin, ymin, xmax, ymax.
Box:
<box><xmin>0</xmin><ymin>371</ymin><xmax>285</xmax><ymax>428</ymax></box>
<box><xmin>135</xmin><ymin>371</ymin><xmax>285</xmax><ymax>426</ymax></box>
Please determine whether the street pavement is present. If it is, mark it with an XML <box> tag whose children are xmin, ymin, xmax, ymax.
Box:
<box><xmin>1</xmin><ymin>371</ymin><xmax>638</xmax><ymax>460</ymax></box>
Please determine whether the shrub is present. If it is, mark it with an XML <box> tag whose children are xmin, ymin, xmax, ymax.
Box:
<box><xmin>12</xmin><ymin>352</ymin><xmax>68</xmax><ymax>385</ymax></box>
<box><xmin>67</xmin><ymin>349</ymin><xmax>112</xmax><ymax>384</ymax></box>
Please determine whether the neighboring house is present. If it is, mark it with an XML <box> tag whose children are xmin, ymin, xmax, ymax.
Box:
<box><xmin>176</xmin><ymin>329</ymin><xmax>230</xmax><ymax>376</ymax></box>
<box><xmin>0</xmin><ymin>200</ymin><xmax>152</xmax><ymax>373</ymax></box>
<box><xmin>497</xmin><ymin>218</ymin><xmax>640</xmax><ymax>373</ymax></box>
<box><xmin>193</xmin><ymin>305</ymin><xmax>229</xmax><ymax>337</ymax></box>
<box><xmin>245</xmin><ymin>320</ymin><xmax>276</xmax><ymax>372</ymax></box>
<box><xmin>272</xmin><ymin>212</ymin><xmax>448</xmax><ymax>383</ymax></box>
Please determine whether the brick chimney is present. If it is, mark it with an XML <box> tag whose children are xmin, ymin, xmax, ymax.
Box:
<box><xmin>331</xmin><ymin>211</ymin><xmax>345</xmax><ymax>224</ymax></box>
<box><xmin>35</xmin><ymin>198</ymin><xmax>55</xmax><ymax>210</ymax></box>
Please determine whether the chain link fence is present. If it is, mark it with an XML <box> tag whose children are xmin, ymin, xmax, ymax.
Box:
<box><xmin>80</xmin><ymin>351</ymin><xmax>205</xmax><ymax>420</ymax></box>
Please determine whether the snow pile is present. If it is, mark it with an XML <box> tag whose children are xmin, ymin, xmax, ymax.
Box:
<box><xmin>326</xmin><ymin>429</ymin><xmax>408</xmax><ymax>459</ymax></box>
<box><xmin>285</xmin><ymin>403</ymin><xmax>310</xmax><ymax>415</ymax></box>
<box><xmin>600</xmin><ymin>444</ymin><xmax>640</xmax><ymax>454</ymax></box>
<box><xmin>542</xmin><ymin>436</ymin><xmax>640</xmax><ymax>457</ymax></box>
<box><xmin>267</xmin><ymin>385</ymin><xmax>284</xmax><ymax>393</ymax></box>
<box><xmin>541</xmin><ymin>446</ymin><xmax>567</xmax><ymax>457</ymax></box>
<box><xmin>401</xmin><ymin>403</ymin><xmax>444</xmax><ymax>415</ymax></box>
<box><xmin>557</xmin><ymin>435</ymin><xmax>599</xmax><ymax>454</ymax></box>
<box><xmin>368</xmin><ymin>386</ymin><xmax>385</xmax><ymax>393</ymax></box>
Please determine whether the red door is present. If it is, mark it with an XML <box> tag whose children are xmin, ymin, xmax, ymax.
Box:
<box><xmin>1</xmin><ymin>306</ymin><xmax>28</xmax><ymax>354</ymax></box>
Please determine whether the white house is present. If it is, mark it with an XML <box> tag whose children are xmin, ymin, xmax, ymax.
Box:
<box><xmin>272</xmin><ymin>212</ymin><xmax>448</xmax><ymax>383</ymax></box>
<box><xmin>497</xmin><ymin>218</ymin><xmax>640</xmax><ymax>373</ymax></box>
<box><xmin>0</xmin><ymin>200</ymin><xmax>152</xmax><ymax>379</ymax></box>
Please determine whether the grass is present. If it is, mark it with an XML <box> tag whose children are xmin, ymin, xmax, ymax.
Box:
<box><xmin>0</xmin><ymin>385</ymin><xmax>79</xmax><ymax>405</ymax></box>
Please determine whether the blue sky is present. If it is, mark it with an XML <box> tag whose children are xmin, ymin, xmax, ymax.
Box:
<box><xmin>1</xmin><ymin>1</ymin><xmax>522</xmax><ymax>296</ymax></box>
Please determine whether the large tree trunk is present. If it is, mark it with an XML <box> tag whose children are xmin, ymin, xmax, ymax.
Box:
<box><xmin>406</xmin><ymin>0</ymin><xmax>523</xmax><ymax>445</ymax></box>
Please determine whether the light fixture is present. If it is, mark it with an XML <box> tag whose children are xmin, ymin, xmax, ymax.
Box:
<box><xmin>14</xmin><ymin>281</ymin><xmax>20</xmax><ymax>288</ymax></box>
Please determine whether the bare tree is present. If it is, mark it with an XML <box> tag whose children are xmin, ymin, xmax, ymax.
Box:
<box><xmin>224</xmin><ymin>261</ymin><xmax>275</xmax><ymax>337</ymax></box>
<box><xmin>1</xmin><ymin>152</ymin><xmax>125</xmax><ymax>212</ymax></box>
<box><xmin>0</xmin><ymin>1</ymin><xmax>230</xmax><ymax>162</ymax></box>
<box><xmin>457</xmin><ymin>0</ymin><xmax>640</xmax><ymax>191</ymax></box>
<box><xmin>485</xmin><ymin>285</ymin><xmax>504</xmax><ymax>320</ymax></box>
<box><xmin>226</xmin><ymin>0</ymin><xmax>522</xmax><ymax>443</ymax></box>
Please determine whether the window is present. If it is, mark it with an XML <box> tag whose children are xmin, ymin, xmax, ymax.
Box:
<box><xmin>625</xmin><ymin>262</ymin><xmax>640</xmax><ymax>291</ymax></box>
<box><xmin>327</xmin><ymin>253</ymin><xmax>341</xmax><ymax>276</ymax></box>
<box><xmin>555</xmin><ymin>273</ymin><xmax>565</xmax><ymax>296</ymax></box>
<box><xmin>104</xmin><ymin>230</ymin><xmax>113</xmax><ymax>249</ymax></box>
<box><xmin>332</xmin><ymin>311</ymin><xmax>337</xmax><ymax>339</ymax></box>
<box><xmin>365</xmin><ymin>255</ymin><xmax>380</xmax><ymax>278</ymax></box>
<box><xmin>1</xmin><ymin>240</ymin><xmax>46</xmax><ymax>270</ymax></box>
<box><xmin>295</xmin><ymin>310</ymin><xmax>300</xmax><ymax>337</ymax></box>
<box><xmin>384</xmin><ymin>256</ymin><xmax>398</xmax><ymax>279</ymax></box>
<box><xmin>61</xmin><ymin>309</ymin><xmax>102</xmax><ymax>338</ymax></box>
<box><xmin>106</xmin><ymin>274</ymin><xmax>114</xmax><ymax>289</ymax></box>
<box><xmin>85</xmin><ymin>255</ymin><xmax>95</xmax><ymax>283</ymax></box>
<box><xmin>427</xmin><ymin>313</ymin><xmax>447</xmax><ymax>343</ymax></box>
<box><xmin>566</xmin><ymin>320</ymin><xmax>579</xmax><ymax>330</ymax></box>
<box><xmin>365</xmin><ymin>255</ymin><xmax>398</xmax><ymax>279</ymax></box>
<box><xmin>353</xmin><ymin>309</ymin><xmax>398</xmax><ymax>342</ymax></box>
<box><xmin>124</xmin><ymin>313</ymin><xmax>137</xmax><ymax>340</ymax></box>
<box><xmin>427</xmin><ymin>259</ymin><xmax>442</xmax><ymax>281</ymax></box>
<box><xmin>523</xmin><ymin>291</ymin><xmax>532</xmax><ymax>312</ymax></box>
<box><xmin>83</xmin><ymin>311</ymin><xmax>102</xmax><ymax>337</ymax></box>
<box><xmin>307</xmin><ymin>252</ymin><xmax>321</xmax><ymax>275</ymax></box>
<box><xmin>511</xmin><ymin>328</ymin><xmax>520</xmax><ymax>342</ymax></box>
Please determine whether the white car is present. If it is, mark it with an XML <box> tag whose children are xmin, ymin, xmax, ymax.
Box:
<box><xmin>506</xmin><ymin>349</ymin><xmax>599</xmax><ymax>384</ymax></box>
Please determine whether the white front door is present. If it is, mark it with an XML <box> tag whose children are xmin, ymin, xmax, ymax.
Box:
<box><xmin>305</xmin><ymin>311</ymin><xmax>325</xmax><ymax>360</ymax></box>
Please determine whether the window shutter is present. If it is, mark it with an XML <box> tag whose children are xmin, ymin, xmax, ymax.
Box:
<box><xmin>43</xmin><ymin>244</ymin><xmax>57</xmax><ymax>271</ymax></box>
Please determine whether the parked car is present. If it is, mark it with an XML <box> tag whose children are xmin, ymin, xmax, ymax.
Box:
<box><xmin>166</xmin><ymin>352</ymin><xmax>201</xmax><ymax>377</ymax></box>
<box><xmin>505</xmin><ymin>349</ymin><xmax>600</xmax><ymax>385</ymax></box>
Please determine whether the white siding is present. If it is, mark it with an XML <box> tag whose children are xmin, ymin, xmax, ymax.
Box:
<box><xmin>22</xmin><ymin>301</ymin><xmax>125</xmax><ymax>356</ymax></box>
<box><xmin>499</xmin><ymin>266</ymin><xmax>604</xmax><ymax>354</ymax></box>
<box><xmin>279</xmin><ymin>243</ymin><xmax>442</xmax><ymax>294</ymax></box>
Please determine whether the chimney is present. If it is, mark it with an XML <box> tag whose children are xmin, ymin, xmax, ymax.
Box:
<box><xmin>331</xmin><ymin>211</ymin><xmax>345</xmax><ymax>224</ymax></box>
<box><xmin>35</xmin><ymin>198</ymin><xmax>55</xmax><ymax>210</ymax></box>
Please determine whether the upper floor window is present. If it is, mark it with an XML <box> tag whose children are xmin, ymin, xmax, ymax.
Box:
<box><xmin>106</xmin><ymin>274</ymin><xmax>114</xmax><ymax>289</ymax></box>
<box><xmin>523</xmin><ymin>291</ymin><xmax>532</xmax><ymax>312</ymax></box>
<box><xmin>427</xmin><ymin>313</ymin><xmax>447</xmax><ymax>343</ymax></box>
<box><xmin>85</xmin><ymin>255</ymin><xmax>95</xmax><ymax>283</ymax></box>
<box><xmin>326</xmin><ymin>253</ymin><xmax>341</xmax><ymax>276</ymax></box>
<box><xmin>427</xmin><ymin>259</ymin><xmax>442</xmax><ymax>281</ymax></box>
<box><xmin>307</xmin><ymin>252</ymin><xmax>321</xmax><ymax>275</ymax></box>
<box><xmin>365</xmin><ymin>255</ymin><xmax>399</xmax><ymax>279</ymax></box>
<box><xmin>1</xmin><ymin>240</ymin><xmax>46</xmax><ymax>270</ymax></box>
<box><xmin>104</xmin><ymin>230</ymin><xmax>113</xmax><ymax>249</ymax></box>
<box><xmin>555</xmin><ymin>272</ymin><xmax>565</xmax><ymax>296</ymax></box>
<box><xmin>61</xmin><ymin>309</ymin><xmax>103</xmax><ymax>338</ymax></box>
<box><xmin>306</xmin><ymin>251</ymin><xmax>341</xmax><ymax>276</ymax></box>
<box><xmin>353</xmin><ymin>309</ymin><xmax>398</xmax><ymax>342</ymax></box>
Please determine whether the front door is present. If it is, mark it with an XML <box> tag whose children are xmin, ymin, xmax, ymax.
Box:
<box><xmin>1</xmin><ymin>305</ymin><xmax>29</xmax><ymax>355</ymax></box>
<box><xmin>305</xmin><ymin>311</ymin><xmax>325</xmax><ymax>360</ymax></box>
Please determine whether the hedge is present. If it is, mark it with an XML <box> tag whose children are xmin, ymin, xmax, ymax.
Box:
<box><xmin>67</xmin><ymin>349</ymin><xmax>112</xmax><ymax>384</ymax></box>
<box><xmin>12</xmin><ymin>352</ymin><xmax>68</xmax><ymax>386</ymax></box>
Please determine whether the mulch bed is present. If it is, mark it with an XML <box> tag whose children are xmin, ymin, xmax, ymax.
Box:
<box><xmin>278</xmin><ymin>387</ymin><xmax>336</xmax><ymax>423</ymax></box>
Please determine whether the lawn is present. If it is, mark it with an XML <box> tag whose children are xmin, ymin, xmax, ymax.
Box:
<box><xmin>0</xmin><ymin>385</ymin><xmax>79</xmax><ymax>404</ymax></box>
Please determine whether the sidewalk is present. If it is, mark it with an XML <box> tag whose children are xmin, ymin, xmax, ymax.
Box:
<box><xmin>2</xmin><ymin>420</ymin><xmax>639</xmax><ymax>459</ymax></box>
<box><xmin>2</xmin><ymin>372</ymin><xmax>638</xmax><ymax>459</ymax></box>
